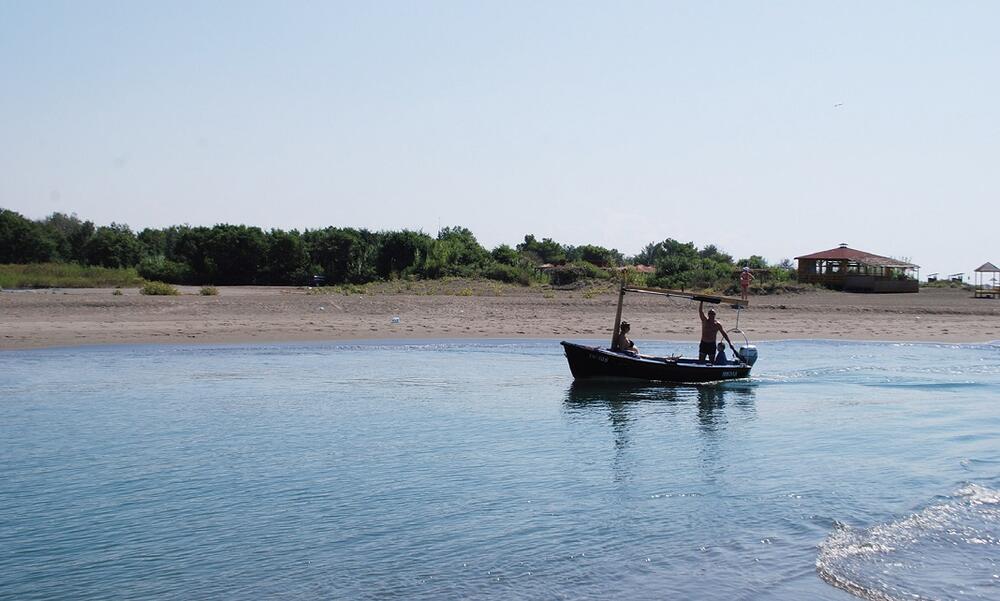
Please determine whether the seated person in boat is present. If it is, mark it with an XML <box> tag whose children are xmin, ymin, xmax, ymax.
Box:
<box><xmin>713</xmin><ymin>341</ymin><xmax>729</xmax><ymax>364</ymax></box>
<box><xmin>613</xmin><ymin>320</ymin><xmax>639</xmax><ymax>355</ymax></box>
<box><xmin>699</xmin><ymin>302</ymin><xmax>736</xmax><ymax>362</ymax></box>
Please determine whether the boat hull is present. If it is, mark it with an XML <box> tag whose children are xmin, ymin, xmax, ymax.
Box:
<box><xmin>560</xmin><ymin>341</ymin><xmax>751</xmax><ymax>383</ymax></box>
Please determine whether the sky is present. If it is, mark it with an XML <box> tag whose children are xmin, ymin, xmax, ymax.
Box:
<box><xmin>2</xmin><ymin>1</ymin><xmax>998</xmax><ymax>280</ymax></box>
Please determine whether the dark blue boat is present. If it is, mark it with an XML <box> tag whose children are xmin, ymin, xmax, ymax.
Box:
<box><xmin>560</xmin><ymin>284</ymin><xmax>757</xmax><ymax>383</ymax></box>
<box><xmin>560</xmin><ymin>341</ymin><xmax>753</xmax><ymax>383</ymax></box>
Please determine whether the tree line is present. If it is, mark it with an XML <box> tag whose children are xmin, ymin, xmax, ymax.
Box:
<box><xmin>0</xmin><ymin>208</ymin><xmax>794</xmax><ymax>290</ymax></box>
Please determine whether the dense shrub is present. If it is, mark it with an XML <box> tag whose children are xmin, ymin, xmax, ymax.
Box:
<box><xmin>566</xmin><ymin>244</ymin><xmax>620</xmax><ymax>267</ymax></box>
<box><xmin>138</xmin><ymin>256</ymin><xmax>192</xmax><ymax>284</ymax></box>
<box><xmin>484</xmin><ymin>263</ymin><xmax>533</xmax><ymax>285</ymax></box>
<box><xmin>376</xmin><ymin>230</ymin><xmax>434</xmax><ymax>279</ymax></box>
<box><xmin>263</xmin><ymin>229</ymin><xmax>310</xmax><ymax>284</ymax></box>
<box><xmin>202</xmin><ymin>224</ymin><xmax>268</xmax><ymax>285</ymax></box>
<box><xmin>490</xmin><ymin>244</ymin><xmax>520</xmax><ymax>266</ymax></box>
<box><xmin>140</xmin><ymin>280</ymin><xmax>179</xmax><ymax>295</ymax></box>
<box><xmin>303</xmin><ymin>227</ymin><xmax>378</xmax><ymax>284</ymax></box>
<box><xmin>84</xmin><ymin>223</ymin><xmax>142</xmax><ymax>268</ymax></box>
<box><xmin>42</xmin><ymin>212</ymin><xmax>94</xmax><ymax>263</ymax></box>
<box><xmin>517</xmin><ymin>234</ymin><xmax>566</xmax><ymax>264</ymax></box>
<box><xmin>0</xmin><ymin>209</ymin><xmax>56</xmax><ymax>263</ymax></box>
<box><xmin>547</xmin><ymin>262</ymin><xmax>609</xmax><ymax>286</ymax></box>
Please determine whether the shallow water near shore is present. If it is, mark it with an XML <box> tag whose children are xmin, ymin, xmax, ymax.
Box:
<box><xmin>2</xmin><ymin>339</ymin><xmax>999</xmax><ymax>600</ymax></box>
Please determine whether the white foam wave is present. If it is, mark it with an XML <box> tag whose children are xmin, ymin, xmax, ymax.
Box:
<box><xmin>817</xmin><ymin>484</ymin><xmax>1000</xmax><ymax>600</ymax></box>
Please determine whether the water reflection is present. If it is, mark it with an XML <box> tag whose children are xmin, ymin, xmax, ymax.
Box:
<box><xmin>564</xmin><ymin>380</ymin><xmax>756</xmax><ymax>433</ymax></box>
<box><xmin>693</xmin><ymin>383</ymin><xmax>756</xmax><ymax>431</ymax></box>
<box><xmin>564</xmin><ymin>380</ymin><xmax>756</xmax><ymax>413</ymax></box>
<box><xmin>563</xmin><ymin>380</ymin><xmax>757</xmax><ymax>481</ymax></box>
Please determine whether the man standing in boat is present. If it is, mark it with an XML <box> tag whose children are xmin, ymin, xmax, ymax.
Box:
<box><xmin>699</xmin><ymin>302</ymin><xmax>737</xmax><ymax>362</ymax></box>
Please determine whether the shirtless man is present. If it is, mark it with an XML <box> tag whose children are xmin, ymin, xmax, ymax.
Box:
<box><xmin>699</xmin><ymin>302</ymin><xmax>736</xmax><ymax>362</ymax></box>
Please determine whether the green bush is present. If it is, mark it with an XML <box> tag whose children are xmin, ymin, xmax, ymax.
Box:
<box><xmin>199</xmin><ymin>286</ymin><xmax>219</xmax><ymax>296</ymax></box>
<box><xmin>547</xmin><ymin>262</ymin><xmax>609</xmax><ymax>286</ymax></box>
<box><xmin>572</xmin><ymin>261</ymin><xmax>610</xmax><ymax>279</ymax></box>
<box><xmin>620</xmin><ymin>268</ymin><xmax>650</xmax><ymax>288</ymax></box>
<box><xmin>307</xmin><ymin>283</ymin><xmax>367</xmax><ymax>295</ymax></box>
<box><xmin>483</xmin><ymin>263</ymin><xmax>534</xmax><ymax>285</ymax></box>
<box><xmin>140</xmin><ymin>280</ymin><xmax>179</xmax><ymax>295</ymax></box>
<box><xmin>138</xmin><ymin>256</ymin><xmax>192</xmax><ymax>284</ymax></box>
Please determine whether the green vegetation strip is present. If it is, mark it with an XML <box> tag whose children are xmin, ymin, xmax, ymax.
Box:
<box><xmin>0</xmin><ymin>263</ymin><xmax>143</xmax><ymax>289</ymax></box>
<box><xmin>1</xmin><ymin>208</ymin><xmax>804</xmax><ymax>294</ymax></box>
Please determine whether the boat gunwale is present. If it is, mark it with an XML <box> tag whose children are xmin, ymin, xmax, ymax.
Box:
<box><xmin>560</xmin><ymin>341</ymin><xmax>750</xmax><ymax>369</ymax></box>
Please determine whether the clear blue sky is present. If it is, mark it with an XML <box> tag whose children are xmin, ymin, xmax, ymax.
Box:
<box><xmin>2</xmin><ymin>1</ymin><xmax>998</xmax><ymax>279</ymax></box>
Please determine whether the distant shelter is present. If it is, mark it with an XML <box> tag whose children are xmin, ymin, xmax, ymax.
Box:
<box><xmin>974</xmin><ymin>262</ymin><xmax>1000</xmax><ymax>299</ymax></box>
<box><xmin>795</xmin><ymin>244</ymin><xmax>919</xmax><ymax>293</ymax></box>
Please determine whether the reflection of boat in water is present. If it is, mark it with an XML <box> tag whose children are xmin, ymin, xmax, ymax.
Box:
<box><xmin>561</xmin><ymin>285</ymin><xmax>759</xmax><ymax>383</ymax></box>
<box><xmin>564</xmin><ymin>380</ymin><xmax>756</xmax><ymax>407</ymax></box>
<box><xmin>564</xmin><ymin>380</ymin><xmax>757</xmax><ymax>432</ymax></box>
<box><xmin>564</xmin><ymin>380</ymin><xmax>685</xmax><ymax>404</ymax></box>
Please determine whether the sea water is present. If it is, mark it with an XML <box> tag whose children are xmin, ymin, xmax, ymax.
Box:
<box><xmin>1</xmin><ymin>339</ymin><xmax>998</xmax><ymax>600</ymax></box>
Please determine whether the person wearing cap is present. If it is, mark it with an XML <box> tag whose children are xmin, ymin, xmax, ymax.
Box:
<box><xmin>613</xmin><ymin>320</ymin><xmax>639</xmax><ymax>355</ymax></box>
<box><xmin>739</xmin><ymin>266</ymin><xmax>754</xmax><ymax>301</ymax></box>
<box><xmin>699</xmin><ymin>302</ymin><xmax>736</xmax><ymax>362</ymax></box>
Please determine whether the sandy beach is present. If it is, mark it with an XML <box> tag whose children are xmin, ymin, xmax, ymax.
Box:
<box><xmin>3</xmin><ymin>281</ymin><xmax>999</xmax><ymax>351</ymax></box>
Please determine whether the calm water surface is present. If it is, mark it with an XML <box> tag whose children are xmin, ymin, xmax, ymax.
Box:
<box><xmin>2</xmin><ymin>339</ymin><xmax>999</xmax><ymax>600</ymax></box>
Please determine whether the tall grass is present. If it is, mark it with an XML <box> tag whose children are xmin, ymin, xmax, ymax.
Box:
<box><xmin>0</xmin><ymin>263</ymin><xmax>143</xmax><ymax>289</ymax></box>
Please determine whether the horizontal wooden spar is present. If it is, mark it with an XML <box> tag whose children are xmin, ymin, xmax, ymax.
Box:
<box><xmin>623</xmin><ymin>286</ymin><xmax>748</xmax><ymax>307</ymax></box>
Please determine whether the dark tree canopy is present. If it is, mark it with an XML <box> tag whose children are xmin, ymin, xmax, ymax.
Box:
<box><xmin>0</xmin><ymin>209</ymin><xmax>55</xmax><ymax>263</ymax></box>
<box><xmin>0</xmin><ymin>208</ymin><xmax>793</xmax><ymax>291</ymax></box>
<box><xmin>517</xmin><ymin>234</ymin><xmax>566</xmax><ymax>265</ymax></box>
<box><xmin>84</xmin><ymin>223</ymin><xmax>142</xmax><ymax>268</ymax></box>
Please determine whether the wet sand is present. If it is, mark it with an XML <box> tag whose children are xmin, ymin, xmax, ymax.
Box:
<box><xmin>2</xmin><ymin>282</ymin><xmax>998</xmax><ymax>350</ymax></box>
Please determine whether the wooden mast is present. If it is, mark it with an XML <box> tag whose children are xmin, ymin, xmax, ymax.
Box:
<box><xmin>610</xmin><ymin>284</ymin><xmax>625</xmax><ymax>349</ymax></box>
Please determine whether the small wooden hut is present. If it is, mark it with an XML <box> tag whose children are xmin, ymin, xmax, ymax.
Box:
<box><xmin>795</xmin><ymin>244</ymin><xmax>919</xmax><ymax>293</ymax></box>
<box><xmin>974</xmin><ymin>262</ymin><xmax>1000</xmax><ymax>299</ymax></box>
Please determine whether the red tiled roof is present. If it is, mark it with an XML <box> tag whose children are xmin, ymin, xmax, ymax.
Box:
<box><xmin>794</xmin><ymin>246</ymin><xmax>917</xmax><ymax>268</ymax></box>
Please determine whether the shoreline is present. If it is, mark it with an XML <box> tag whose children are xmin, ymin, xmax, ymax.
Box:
<box><xmin>3</xmin><ymin>284</ymin><xmax>999</xmax><ymax>352</ymax></box>
<box><xmin>4</xmin><ymin>334</ymin><xmax>999</xmax><ymax>354</ymax></box>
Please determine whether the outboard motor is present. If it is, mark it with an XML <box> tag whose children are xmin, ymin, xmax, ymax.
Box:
<box><xmin>737</xmin><ymin>345</ymin><xmax>758</xmax><ymax>366</ymax></box>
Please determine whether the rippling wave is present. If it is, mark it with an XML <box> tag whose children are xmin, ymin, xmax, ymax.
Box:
<box><xmin>816</xmin><ymin>483</ymin><xmax>1000</xmax><ymax>600</ymax></box>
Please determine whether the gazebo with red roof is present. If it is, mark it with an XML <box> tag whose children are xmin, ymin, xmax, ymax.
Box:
<box><xmin>794</xmin><ymin>243</ymin><xmax>919</xmax><ymax>293</ymax></box>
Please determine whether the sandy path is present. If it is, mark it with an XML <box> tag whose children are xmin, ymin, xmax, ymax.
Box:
<box><xmin>2</xmin><ymin>284</ymin><xmax>999</xmax><ymax>350</ymax></box>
